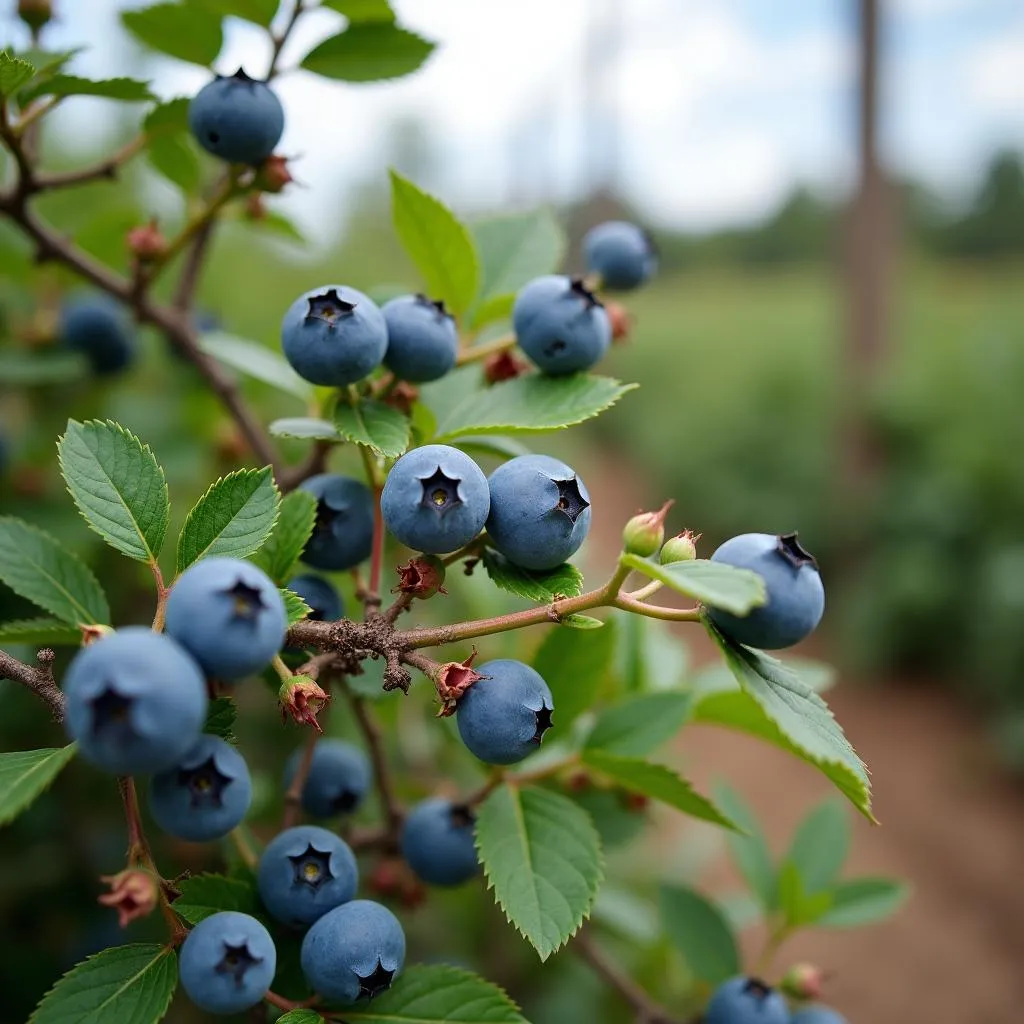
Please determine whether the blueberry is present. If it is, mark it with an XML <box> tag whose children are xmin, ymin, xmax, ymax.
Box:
<box><xmin>791</xmin><ymin>1008</ymin><xmax>849</xmax><ymax>1024</ymax></box>
<box><xmin>512</xmin><ymin>275</ymin><xmax>610</xmax><ymax>376</ymax></box>
<box><xmin>381</xmin><ymin>444</ymin><xmax>489</xmax><ymax>554</ymax></box>
<box><xmin>283</xmin><ymin>739</ymin><xmax>371</xmax><ymax>818</ymax></box>
<box><xmin>149</xmin><ymin>735</ymin><xmax>252</xmax><ymax>842</ymax></box>
<box><xmin>281</xmin><ymin>285</ymin><xmax>388</xmax><ymax>386</ymax></box>
<box><xmin>189</xmin><ymin>69</ymin><xmax>284</xmax><ymax>166</ymax></box>
<box><xmin>60</xmin><ymin>294</ymin><xmax>135</xmax><ymax>375</ymax></box>
<box><xmin>63</xmin><ymin>627</ymin><xmax>207</xmax><ymax>776</ymax></box>
<box><xmin>179</xmin><ymin>911</ymin><xmax>276</xmax><ymax>1015</ymax></box>
<box><xmin>297</xmin><ymin>474</ymin><xmax>375</xmax><ymax>571</ymax></box>
<box><xmin>400</xmin><ymin>797</ymin><xmax>479</xmax><ymax>887</ymax></box>
<box><xmin>286</xmin><ymin>573</ymin><xmax>344</xmax><ymax>623</ymax></box>
<box><xmin>583</xmin><ymin>221</ymin><xmax>657</xmax><ymax>291</ymax></box>
<box><xmin>165</xmin><ymin>557</ymin><xmax>286</xmax><ymax>680</ymax></box>
<box><xmin>300</xmin><ymin>899</ymin><xmax>405</xmax><ymax>1005</ymax></box>
<box><xmin>257</xmin><ymin>825</ymin><xmax>358</xmax><ymax>928</ymax></box>
<box><xmin>382</xmin><ymin>293</ymin><xmax>458</xmax><ymax>383</ymax></box>
<box><xmin>485</xmin><ymin>454</ymin><xmax>591</xmax><ymax>571</ymax></box>
<box><xmin>707</xmin><ymin>532</ymin><xmax>825</xmax><ymax>650</ymax></box>
<box><xmin>456</xmin><ymin>659</ymin><xmax>554</xmax><ymax>765</ymax></box>
<box><xmin>705</xmin><ymin>977</ymin><xmax>790</xmax><ymax>1024</ymax></box>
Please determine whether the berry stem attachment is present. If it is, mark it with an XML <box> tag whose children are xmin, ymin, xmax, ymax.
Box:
<box><xmin>455</xmin><ymin>333</ymin><xmax>516</xmax><ymax>366</ymax></box>
<box><xmin>150</xmin><ymin>560</ymin><xmax>168</xmax><ymax>632</ymax></box>
<box><xmin>626</xmin><ymin>579</ymin><xmax>663</xmax><ymax>602</ymax></box>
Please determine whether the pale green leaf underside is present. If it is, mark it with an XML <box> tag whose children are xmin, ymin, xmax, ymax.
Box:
<box><xmin>0</xmin><ymin>745</ymin><xmax>77</xmax><ymax>827</ymax></box>
<box><xmin>270</xmin><ymin>417</ymin><xmax>338</xmax><ymax>441</ymax></box>
<box><xmin>621</xmin><ymin>555</ymin><xmax>766</xmax><ymax>616</ymax></box>
<box><xmin>334</xmin><ymin>399</ymin><xmax>411</xmax><ymax>458</ymax></box>
<box><xmin>199</xmin><ymin>332</ymin><xmax>314</xmax><ymax>402</ymax></box>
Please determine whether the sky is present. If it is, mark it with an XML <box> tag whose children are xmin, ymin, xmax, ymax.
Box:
<box><xmin>5</xmin><ymin>0</ymin><xmax>1023</xmax><ymax>239</ymax></box>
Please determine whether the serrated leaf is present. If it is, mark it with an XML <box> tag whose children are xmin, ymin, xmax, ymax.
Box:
<box><xmin>173</xmin><ymin>873</ymin><xmax>257</xmax><ymax>924</ymax></box>
<box><xmin>269</xmin><ymin>417</ymin><xmax>339</xmax><ymax>441</ymax></box>
<box><xmin>203</xmin><ymin>696</ymin><xmax>237</xmax><ymax>741</ymax></box>
<box><xmin>275</xmin><ymin>1012</ymin><xmax>324</xmax><ymax>1024</ymax></box>
<box><xmin>251</xmin><ymin>490</ymin><xmax>317</xmax><ymax>585</ymax></box>
<box><xmin>0</xmin><ymin>617</ymin><xmax>82</xmax><ymax>646</ymax></box>
<box><xmin>482</xmin><ymin>550</ymin><xmax>583</xmax><ymax>604</ymax></box>
<box><xmin>199</xmin><ymin>331</ymin><xmax>314</xmax><ymax>401</ymax></box>
<box><xmin>621</xmin><ymin>555</ymin><xmax>766</xmax><ymax>616</ymax></box>
<box><xmin>28</xmin><ymin>944</ymin><xmax>177</xmax><ymax>1024</ymax></box>
<box><xmin>389</xmin><ymin>170</ymin><xmax>479</xmax><ymax>316</ymax></box>
<box><xmin>0</xmin><ymin>745</ymin><xmax>77</xmax><ymax>827</ymax></box>
<box><xmin>702</xmin><ymin>622</ymin><xmax>873</xmax><ymax>821</ymax></box>
<box><xmin>0</xmin><ymin>518</ymin><xmax>109</xmax><ymax>626</ymax></box>
<box><xmin>302</xmin><ymin>23</ymin><xmax>435</xmax><ymax>83</ymax></box>
<box><xmin>336</xmin><ymin>965</ymin><xmax>528</xmax><ymax>1022</ymax></box>
<box><xmin>560</xmin><ymin>614</ymin><xmax>604</xmax><ymax>630</ymax></box>
<box><xmin>818</xmin><ymin>877</ymin><xmax>909</xmax><ymax>928</ymax></box>
<box><xmin>333</xmin><ymin>399</ymin><xmax>411</xmax><ymax>458</ymax></box>
<box><xmin>1</xmin><ymin>51</ymin><xmax>36</xmax><ymax>95</ymax></box>
<box><xmin>712</xmin><ymin>783</ymin><xmax>776</xmax><ymax>912</ymax></box>
<box><xmin>121</xmin><ymin>4</ymin><xmax>224</xmax><ymax>67</ymax></box>
<box><xmin>585</xmin><ymin>692</ymin><xmax>693</xmax><ymax>757</ymax></box>
<box><xmin>196</xmin><ymin>0</ymin><xmax>279</xmax><ymax>26</ymax></box>
<box><xmin>321</xmin><ymin>0</ymin><xmax>395</xmax><ymax>21</ymax></box>
<box><xmin>58</xmin><ymin>420</ymin><xmax>170</xmax><ymax>564</ymax></box>
<box><xmin>435</xmin><ymin>374</ymin><xmax>637</xmax><ymax>441</ymax></box>
<box><xmin>785</xmin><ymin>798</ymin><xmax>850</xmax><ymax>895</ymax></box>
<box><xmin>176</xmin><ymin>467</ymin><xmax>280</xmax><ymax>573</ymax></box>
<box><xmin>581</xmin><ymin>751</ymin><xmax>737</xmax><ymax>830</ymax></box>
<box><xmin>283</xmin><ymin>588</ymin><xmax>312</xmax><ymax>625</ymax></box>
<box><xmin>660</xmin><ymin>885</ymin><xmax>740</xmax><ymax>985</ymax></box>
<box><xmin>532</xmin><ymin>619</ymin><xmax>617</xmax><ymax>740</ymax></box>
<box><xmin>476</xmin><ymin>785</ymin><xmax>603</xmax><ymax>961</ymax></box>
<box><xmin>0</xmin><ymin>349</ymin><xmax>88</xmax><ymax>385</ymax></box>
<box><xmin>23</xmin><ymin>75</ymin><xmax>153</xmax><ymax>102</ymax></box>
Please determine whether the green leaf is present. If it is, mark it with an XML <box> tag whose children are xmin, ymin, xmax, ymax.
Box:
<box><xmin>28</xmin><ymin>944</ymin><xmax>177</xmax><ymax>1024</ymax></box>
<box><xmin>199</xmin><ymin>332</ymin><xmax>314</xmax><ymax>401</ymax></box>
<box><xmin>532</xmin><ymin>619</ymin><xmax>617</xmax><ymax>740</ymax></box>
<box><xmin>0</xmin><ymin>51</ymin><xmax>35</xmax><ymax>96</ymax></box>
<box><xmin>581</xmin><ymin>751</ymin><xmax>737</xmax><ymax>830</ymax></box>
<box><xmin>176</xmin><ymin>467</ymin><xmax>280</xmax><ymax>573</ymax></box>
<box><xmin>302</xmin><ymin>24</ymin><xmax>435</xmax><ymax>83</ymax></box>
<box><xmin>705</xmin><ymin>622</ymin><xmax>873</xmax><ymax>821</ymax></box>
<box><xmin>269</xmin><ymin>418</ymin><xmax>339</xmax><ymax>441</ymax></box>
<box><xmin>818</xmin><ymin>877</ymin><xmax>909</xmax><ymax>927</ymax></box>
<box><xmin>173</xmin><ymin>873</ymin><xmax>257</xmax><ymax>924</ymax></box>
<box><xmin>621</xmin><ymin>555</ymin><xmax>766</xmax><ymax>616</ymax></box>
<box><xmin>0</xmin><ymin>349</ymin><xmax>88</xmax><ymax>386</ymax></box>
<box><xmin>435</xmin><ymin>374</ymin><xmax>637</xmax><ymax>441</ymax></box>
<box><xmin>58</xmin><ymin>420</ymin><xmax>170</xmax><ymax>564</ymax></box>
<box><xmin>470</xmin><ymin>209</ymin><xmax>566</xmax><ymax>327</ymax></box>
<box><xmin>454</xmin><ymin>435</ymin><xmax>532</xmax><ymax>462</ymax></box>
<box><xmin>389</xmin><ymin>170</ymin><xmax>479</xmax><ymax>316</ymax></box>
<box><xmin>334</xmin><ymin>398</ymin><xmax>411</xmax><ymax>458</ymax></box>
<box><xmin>321</xmin><ymin>0</ymin><xmax>395</xmax><ymax>21</ymax></box>
<box><xmin>712</xmin><ymin>784</ymin><xmax>776</xmax><ymax>912</ymax></box>
<box><xmin>275</xmin><ymin>1013</ymin><xmax>324</xmax><ymax>1024</ymax></box>
<box><xmin>785</xmin><ymin>798</ymin><xmax>850</xmax><ymax>895</ymax></box>
<box><xmin>196</xmin><ymin>0</ymin><xmax>279</xmax><ymax>26</ymax></box>
<box><xmin>282</xmin><ymin>588</ymin><xmax>312</xmax><ymax>625</ymax></box>
<box><xmin>560</xmin><ymin>614</ymin><xmax>604</xmax><ymax>630</ymax></box>
<box><xmin>584</xmin><ymin>692</ymin><xmax>693</xmax><ymax>757</ymax></box>
<box><xmin>777</xmin><ymin>861</ymin><xmax>833</xmax><ymax>927</ymax></box>
<box><xmin>146</xmin><ymin>134</ymin><xmax>201</xmax><ymax>193</ymax></box>
<box><xmin>615</xmin><ymin>611</ymin><xmax>689</xmax><ymax>693</ymax></box>
<box><xmin>0</xmin><ymin>746</ymin><xmax>77</xmax><ymax>827</ymax></box>
<box><xmin>203</xmin><ymin>696</ymin><xmax>237</xmax><ymax>742</ymax></box>
<box><xmin>482</xmin><ymin>550</ymin><xmax>583</xmax><ymax>603</ymax></box>
<box><xmin>143</xmin><ymin>96</ymin><xmax>190</xmax><ymax>134</ymax></box>
<box><xmin>0</xmin><ymin>518</ymin><xmax>109</xmax><ymax>626</ymax></box>
<box><xmin>23</xmin><ymin>75</ymin><xmax>154</xmax><ymax>102</ymax></box>
<box><xmin>0</xmin><ymin>617</ymin><xmax>82</xmax><ymax>646</ymax></box>
<box><xmin>660</xmin><ymin>885</ymin><xmax>740</xmax><ymax>985</ymax></box>
<box><xmin>121</xmin><ymin>4</ymin><xmax>224</xmax><ymax>67</ymax></box>
<box><xmin>335</xmin><ymin>964</ymin><xmax>528</xmax><ymax>1022</ymax></box>
<box><xmin>476</xmin><ymin>784</ymin><xmax>603</xmax><ymax>961</ymax></box>
<box><xmin>256</xmin><ymin>209</ymin><xmax>305</xmax><ymax>243</ymax></box>
<box><xmin>251</xmin><ymin>489</ymin><xmax>317</xmax><ymax>585</ymax></box>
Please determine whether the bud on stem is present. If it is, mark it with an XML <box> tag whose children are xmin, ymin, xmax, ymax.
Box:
<box><xmin>622</xmin><ymin>500</ymin><xmax>674</xmax><ymax>558</ymax></box>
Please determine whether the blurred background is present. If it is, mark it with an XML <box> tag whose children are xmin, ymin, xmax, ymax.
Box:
<box><xmin>1</xmin><ymin>1</ymin><xmax>1023</xmax><ymax>1022</ymax></box>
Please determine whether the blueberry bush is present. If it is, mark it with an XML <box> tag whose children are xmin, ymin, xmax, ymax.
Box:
<box><xmin>0</xmin><ymin>3</ymin><xmax>906</xmax><ymax>1022</ymax></box>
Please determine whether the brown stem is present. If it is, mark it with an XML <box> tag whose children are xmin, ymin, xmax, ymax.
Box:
<box><xmin>282</xmin><ymin>727</ymin><xmax>318</xmax><ymax>830</ymax></box>
<box><xmin>365</xmin><ymin>493</ymin><xmax>384</xmax><ymax>614</ymax></box>
<box><xmin>150</xmin><ymin>561</ymin><xmax>168</xmax><ymax>632</ymax></box>
<box><xmin>346</xmin><ymin>686</ymin><xmax>403</xmax><ymax>839</ymax></box>
<box><xmin>34</xmin><ymin>134</ymin><xmax>146</xmax><ymax>190</ymax></box>
<box><xmin>612</xmin><ymin>594</ymin><xmax>701</xmax><ymax>622</ymax></box>
<box><xmin>0</xmin><ymin>647</ymin><xmax>64</xmax><ymax>721</ymax></box>
<box><xmin>455</xmin><ymin>333</ymin><xmax>516</xmax><ymax>365</ymax></box>
<box><xmin>279</xmin><ymin>439</ymin><xmax>333</xmax><ymax>493</ymax></box>
<box><xmin>263</xmin><ymin>989</ymin><xmax>319</xmax><ymax>1012</ymax></box>
<box><xmin>266</xmin><ymin>0</ymin><xmax>307</xmax><ymax>80</ymax></box>
<box><xmin>382</xmin><ymin>590</ymin><xmax>413</xmax><ymax>625</ymax></box>
<box><xmin>347</xmin><ymin>824</ymin><xmax>390</xmax><ymax>851</ymax></box>
<box><xmin>171</xmin><ymin>218</ymin><xmax>216</xmax><ymax>314</ymax></box>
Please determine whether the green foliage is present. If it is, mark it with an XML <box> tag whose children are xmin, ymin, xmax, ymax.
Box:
<box><xmin>784</xmin><ymin>798</ymin><xmax>851</xmax><ymax>895</ymax></box>
<box><xmin>203</xmin><ymin>696</ymin><xmax>237</xmax><ymax>741</ymax></box>
<box><xmin>282</xmin><ymin>587</ymin><xmax>312</xmax><ymax>624</ymax></box>
<box><xmin>197</xmin><ymin>0</ymin><xmax>279</xmax><ymax>26</ymax></box>
<box><xmin>818</xmin><ymin>877</ymin><xmax>910</xmax><ymax>927</ymax></box>
<box><xmin>0</xmin><ymin>617</ymin><xmax>81</xmax><ymax>645</ymax></box>
<box><xmin>0</xmin><ymin>50</ymin><xmax>34</xmax><ymax>95</ymax></box>
<box><xmin>584</xmin><ymin>692</ymin><xmax>693</xmax><ymax>757</ymax></box>
<box><xmin>0</xmin><ymin>745</ymin><xmax>77</xmax><ymax>827</ymax></box>
<box><xmin>713</xmin><ymin>785</ymin><xmax>777</xmax><ymax>911</ymax></box>
<box><xmin>482</xmin><ymin>551</ymin><xmax>584</xmax><ymax>603</ymax></box>
<box><xmin>251</xmin><ymin>489</ymin><xmax>317</xmax><ymax>584</ymax></box>
<box><xmin>322</xmin><ymin>0</ymin><xmax>395</xmax><ymax>19</ymax></box>
<box><xmin>302</xmin><ymin>23</ymin><xmax>435</xmax><ymax>83</ymax></box>
<box><xmin>660</xmin><ymin>885</ymin><xmax>740</xmax><ymax>985</ymax></box>
<box><xmin>173</xmin><ymin>873</ymin><xmax>257</xmax><ymax>924</ymax></box>
<box><xmin>142</xmin><ymin>97</ymin><xmax>200</xmax><ymax>192</ymax></box>
<box><xmin>334</xmin><ymin>397</ymin><xmax>411</xmax><ymax>458</ymax></box>
<box><xmin>275</xmin><ymin>1013</ymin><xmax>325</xmax><ymax>1024</ymax></box>
<box><xmin>620</xmin><ymin>555</ymin><xmax>766</xmax><ymax>615</ymax></box>
<box><xmin>199</xmin><ymin>332</ymin><xmax>314</xmax><ymax>401</ymax></box>
<box><xmin>22</xmin><ymin>75</ymin><xmax>154</xmax><ymax>102</ymax></box>
<box><xmin>121</xmin><ymin>4</ymin><xmax>223</xmax><ymax>67</ymax></box>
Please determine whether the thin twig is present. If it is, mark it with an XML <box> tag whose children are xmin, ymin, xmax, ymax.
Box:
<box><xmin>282</xmin><ymin>727</ymin><xmax>318</xmax><ymax>830</ymax></box>
<box><xmin>346</xmin><ymin>686</ymin><xmax>403</xmax><ymax>839</ymax></box>
<box><xmin>34</xmin><ymin>134</ymin><xmax>146</xmax><ymax>191</ymax></box>
<box><xmin>266</xmin><ymin>0</ymin><xmax>307</xmax><ymax>80</ymax></box>
<box><xmin>0</xmin><ymin>647</ymin><xmax>64</xmax><ymax>722</ymax></box>
<box><xmin>455</xmin><ymin>333</ymin><xmax>516</xmax><ymax>366</ymax></box>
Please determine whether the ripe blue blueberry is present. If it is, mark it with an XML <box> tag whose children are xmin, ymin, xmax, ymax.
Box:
<box><xmin>297</xmin><ymin>474</ymin><xmax>375</xmax><ymax>571</ymax></box>
<box><xmin>381</xmin><ymin>293</ymin><xmax>458</xmax><ymax>383</ymax></box>
<box><xmin>281</xmin><ymin>285</ymin><xmax>388</xmax><ymax>386</ymax></box>
<box><xmin>189</xmin><ymin>69</ymin><xmax>284</xmax><ymax>166</ymax></box>
<box><xmin>179</xmin><ymin>911</ymin><xmax>276</xmax><ymax>1015</ymax></box>
<box><xmin>705</xmin><ymin>977</ymin><xmax>790</xmax><ymax>1024</ymax></box>
<box><xmin>60</xmin><ymin>294</ymin><xmax>135</xmax><ymax>375</ymax></box>
<box><xmin>456</xmin><ymin>659</ymin><xmax>554</xmax><ymax>765</ymax></box>
<box><xmin>149</xmin><ymin>735</ymin><xmax>252</xmax><ymax>842</ymax></box>
<box><xmin>791</xmin><ymin>1008</ymin><xmax>849</xmax><ymax>1024</ymax></box>
<box><xmin>286</xmin><ymin>573</ymin><xmax>344</xmax><ymax>623</ymax></box>
<box><xmin>583</xmin><ymin>220</ymin><xmax>657</xmax><ymax>291</ymax></box>
<box><xmin>63</xmin><ymin>627</ymin><xmax>207</xmax><ymax>776</ymax></box>
<box><xmin>283</xmin><ymin>739</ymin><xmax>371</xmax><ymax>818</ymax></box>
<box><xmin>512</xmin><ymin>275</ymin><xmax>611</xmax><ymax>375</ymax></box>
<box><xmin>300</xmin><ymin>899</ymin><xmax>406</xmax><ymax>1005</ymax></box>
<box><xmin>381</xmin><ymin>444</ymin><xmax>489</xmax><ymax>554</ymax></box>
<box><xmin>257</xmin><ymin>824</ymin><xmax>358</xmax><ymax>928</ymax></box>
<box><xmin>400</xmin><ymin>797</ymin><xmax>480</xmax><ymax>887</ymax></box>
<box><xmin>486</xmin><ymin>454</ymin><xmax>591</xmax><ymax>571</ymax></box>
<box><xmin>708</xmin><ymin>532</ymin><xmax>825</xmax><ymax>650</ymax></box>
<box><xmin>165</xmin><ymin>557</ymin><xmax>286</xmax><ymax>680</ymax></box>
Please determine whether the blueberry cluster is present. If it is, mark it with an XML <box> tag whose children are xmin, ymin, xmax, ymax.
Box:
<box><xmin>704</xmin><ymin>976</ymin><xmax>848</xmax><ymax>1024</ymax></box>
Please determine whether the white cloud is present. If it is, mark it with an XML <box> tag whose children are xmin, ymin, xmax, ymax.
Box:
<box><xmin>965</xmin><ymin>29</ymin><xmax>1024</xmax><ymax>116</ymax></box>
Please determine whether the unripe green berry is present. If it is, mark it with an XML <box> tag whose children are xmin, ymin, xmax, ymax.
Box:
<box><xmin>660</xmin><ymin>530</ymin><xmax>699</xmax><ymax>564</ymax></box>
<box><xmin>622</xmin><ymin>500</ymin><xmax>673</xmax><ymax>557</ymax></box>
